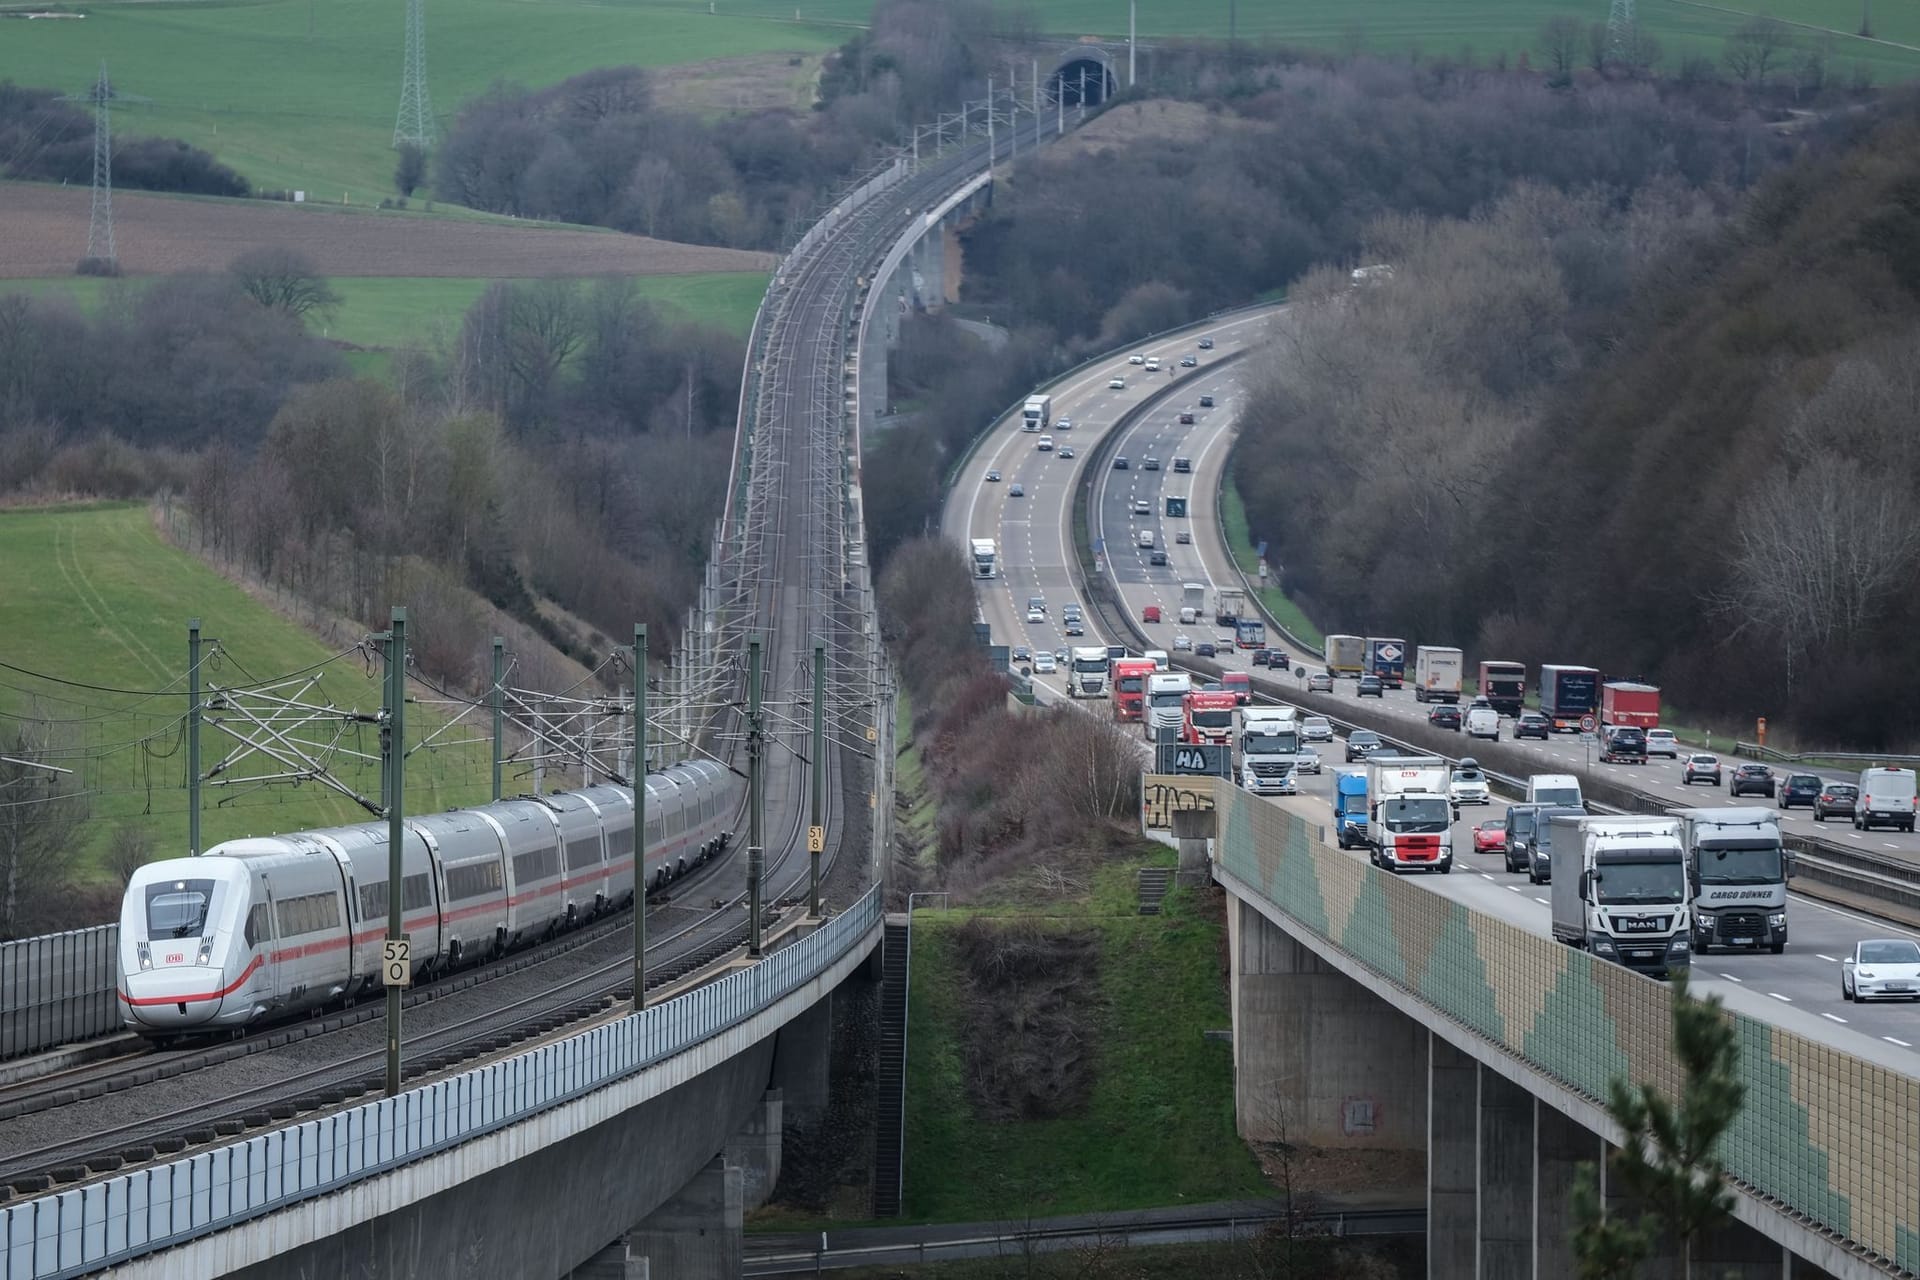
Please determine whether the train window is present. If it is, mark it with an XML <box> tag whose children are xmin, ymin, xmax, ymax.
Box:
<box><xmin>145</xmin><ymin>879</ymin><xmax>215</xmax><ymax>939</ymax></box>
<box><xmin>567</xmin><ymin>837</ymin><xmax>601</xmax><ymax>870</ymax></box>
<box><xmin>445</xmin><ymin>860</ymin><xmax>503</xmax><ymax>900</ymax></box>
<box><xmin>244</xmin><ymin>902</ymin><xmax>272</xmax><ymax>948</ymax></box>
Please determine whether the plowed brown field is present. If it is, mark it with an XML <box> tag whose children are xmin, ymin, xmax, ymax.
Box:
<box><xmin>0</xmin><ymin>183</ymin><xmax>776</xmax><ymax>279</ymax></box>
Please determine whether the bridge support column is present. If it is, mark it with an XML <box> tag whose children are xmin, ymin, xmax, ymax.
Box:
<box><xmin>771</xmin><ymin>992</ymin><xmax>834</xmax><ymax>1127</ymax></box>
<box><xmin>627</xmin><ymin>1156</ymin><xmax>742</xmax><ymax>1280</ymax></box>
<box><xmin>1226</xmin><ymin>896</ymin><xmax>1427</xmax><ymax>1147</ymax></box>
<box><xmin>1427</xmin><ymin>1035</ymin><xmax>1477</xmax><ymax>1279</ymax></box>
<box><xmin>724</xmin><ymin>1089</ymin><xmax>784</xmax><ymax>1211</ymax></box>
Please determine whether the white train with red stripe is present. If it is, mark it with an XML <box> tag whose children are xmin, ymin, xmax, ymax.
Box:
<box><xmin>117</xmin><ymin>762</ymin><xmax>740</xmax><ymax>1038</ymax></box>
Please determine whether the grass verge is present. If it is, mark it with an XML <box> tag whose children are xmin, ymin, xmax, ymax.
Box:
<box><xmin>0</xmin><ymin>503</ymin><xmax>497</xmax><ymax>883</ymax></box>
<box><xmin>901</xmin><ymin>854</ymin><xmax>1268</xmax><ymax>1222</ymax></box>
<box><xmin>1219</xmin><ymin>479</ymin><xmax>1323</xmax><ymax>651</ymax></box>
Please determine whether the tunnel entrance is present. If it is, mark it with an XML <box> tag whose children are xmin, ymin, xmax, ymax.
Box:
<box><xmin>1051</xmin><ymin>57</ymin><xmax>1116</xmax><ymax>107</ymax></box>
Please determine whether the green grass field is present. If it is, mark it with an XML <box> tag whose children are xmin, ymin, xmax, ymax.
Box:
<box><xmin>0</xmin><ymin>504</ymin><xmax>498</xmax><ymax>881</ymax></box>
<box><xmin>0</xmin><ymin>271</ymin><xmax>769</xmax><ymax>350</ymax></box>
<box><xmin>901</xmin><ymin>858</ymin><xmax>1268</xmax><ymax>1222</ymax></box>
<box><xmin>0</xmin><ymin>1</ymin><xmax>847</xmax><ymax>200</ymax></box>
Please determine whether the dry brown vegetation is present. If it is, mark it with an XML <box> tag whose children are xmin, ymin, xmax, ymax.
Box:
<box><xmin>0</xmin><ymin>182</ymin><xmax>775</xmax><ymax>279</ymax></box>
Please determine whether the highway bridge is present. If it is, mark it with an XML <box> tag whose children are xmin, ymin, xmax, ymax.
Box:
<box><xmin>950</xmin><ymin>307</ymin><xmax>1920</xmax><ymax>1276</ymax></box>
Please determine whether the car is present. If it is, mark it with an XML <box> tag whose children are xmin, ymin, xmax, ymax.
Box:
<box><xmin>1032</xmin><ymin>652</ymin><xmax>1056</xmax><ymax>673</ymax></box>
<box><xmin>1473</xmin><ymin>818</ymin><xmax>1508</xmax><ymax>854</ymax></box>
<box><xmin>1008</xmin><ymin>482</ymin><xmax>1024</xmax><ymax>497</ymax></box>
<box><xmin>1514</xmin><ymin>711</ymin><xmax>1551</xmax><ymax>740</ymax></box>
<box><xmin>1129</xmin><ymin>353</ymin><xmax>1146</xmax><ymax>365</ymax></box>
<box><xmin>1144</xmin><ymin>358</ymin><xmax>1161</xmax><ymax>372</ymax></box>
<box><xmin>1301</xmin><ymin>716</ymin><xmax>1333</xmax><ymax>743</ymax></box>
<box><xmin>1198</xmin><ymin>337</ymin><xmax>1215</xmax><ymax>350</ymax></box>
<box><xmin>1109</xmin><ymin>377</ymin><xmax>1127</xmax><ymax>390</ymax></box>
<box><xmin>1345</xmin><ymin>730</ymin><xmax>1384</xmax><ymax>762</ymax></box>
<box><xmin>1307</xmin><ymin>672</ymin><xmax>1335</xmax><ymax>693</ymax></box>
<box><xmin>1142</xmin><ymin>605</ymin><xmax>1162</xmax><ymax>623</ymax></box>
<box><xmin>1180</xmin><ymin>354</ymin><xmax>1198</xmax><ymax>367</ymax></box>
<box><xmin>1132</xmin><ymin>499</ymin><xmax>1152</xmax><ymax>515</ymax></box>
<box><xmin>1196</xmin><ymin>641</ymin><xmax>1217</xmax><ymax>658</ymax></box>
<box><xmin>1357</xmin><ymin>675</ymin><xmax>1384</xmax><ymax>698</ymax></box>
<box><xmin>1149</xmin><ymin>550</ymin><xmax>1169</xmax><ymax>566</ymax></box>
<box><xmin>1428</xmin><ymin>705</ymin><xmax>1463</xmax><ymax>731</ymax></box>
<box><xmin>1814</xmin><ymin>782</ymin><xmax>1858</xmax><ymax>822</ymax></box>
<box><xmin>1778</xmin><ymin>773</ymin><xmax>1822</xmax><ymax>809</ymax></box>
<box><xmin>1064</xmin><ymin>619</ymin><xmax>1084</xmax><ymax>636</ymax></box>
<box><xmin>1058</xmin><ymin>446</ymin><xmax>1075</xmax><ymax>459</ymax></box>
<box><xmin>1143</xmin><ymin>458</ymin><xmax>1161</xmax><ymax>471</ymax></box>
<box><xmin>1055</xmin><ymin>418</ymin><xmax>1072</xmax><ymax>432</ymax></box>
<box><xmin>1176</xmin><ymin>530</ymin><xmax>1191</xmax><ymax>544</ymax></box>
<box><xmin>1729</xmin><ymin>763</ymin><xmax>1776</xmax><ymax>798</ymax></box>
<box><xmin>1842</xmin><ymin>938</ymin><xmax>1920</xmax><ymax>1002</ymax></box>
<box><xmin>1645</xmin><ymin>728</ymin><xmax>1679</xmax><ymax>758</ymax></box>
<box><xmin>1199</xmin><ymin>394</ymin><xmax>1215</xmax><ymax>407</ymax></box>
<box><xmin>1114</xmin><ymin>457</ymin><xmax>1129</xmax><ymax>470</ymax></box>
<box><xmin>1682</xmin><ymin>754</ymin><xmax>1722</xmax><ymax>786</ymax></box>
<box><xmin>1173</xmin><ymin>633</ymin><xmax>1193</xmax><ymax>652</ymax></box>
<box><xmin>1011</xmin><ymin>645</ymin><xmax>1031</xmax><ymax>663</ymax></box>
<box><xmin>985</xmin><ymin>469</ymin><xmax>1001</xmax><ymax>482</ymax></box>
<box><xmin>1450</xmin><ymin>761</ymin><xmax>1491</xmax><ymax>806</ymax></box>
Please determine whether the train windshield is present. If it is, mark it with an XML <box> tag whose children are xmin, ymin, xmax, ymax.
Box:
<box><xmin>146</xmin><ymin>879</ymin><xmax>216</xmax><ymax>938</ymax></box>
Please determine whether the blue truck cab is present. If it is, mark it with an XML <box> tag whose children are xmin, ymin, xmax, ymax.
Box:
<box><xmin>1333</xmin><ymin>770</ymin><xmax>1370</xmax><ymax>849</ymax></box>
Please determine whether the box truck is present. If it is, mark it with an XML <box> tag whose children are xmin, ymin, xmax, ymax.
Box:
<box><xmin>1413</xmin><ymin>646</ymin><xmax>1463</xmax><ymax>703</ymax></box>
<box><xmin>1549</xmin><ymin>815</ymin><xmax>1690</xmax><ymax>978</ymax></box>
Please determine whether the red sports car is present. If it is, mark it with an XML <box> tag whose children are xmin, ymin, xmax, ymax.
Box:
<box><xmin>1473</xmin><ymin>818</ymin><xmax>1508</xmax><ymax>854</ymax></box>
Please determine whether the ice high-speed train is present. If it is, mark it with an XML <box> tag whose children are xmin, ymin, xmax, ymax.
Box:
<box><xmin>119</xmin><ymin>761</ymin><xmax>741</xmax><ymax>1039</ymax></box>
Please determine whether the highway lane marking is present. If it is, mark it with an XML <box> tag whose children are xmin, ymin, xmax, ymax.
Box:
<box><xmin>1886</xmin><ymin>1036</ymin><xmax>1914</xmax><ymax>1047</ymax></box>
<box><xmin>1767</xmin><ymin>991</ymin><xmax>1792</xmax><ymax>1002</ymax></box>
<box><xmin>1822</xmin><ymin>1012</ymin><xmax>1848</xmax><ymax>1024</ymax></box>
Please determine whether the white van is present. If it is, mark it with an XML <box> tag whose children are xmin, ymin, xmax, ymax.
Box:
<box><xmin>1137</xmin><ymin>529</ymin><xmax>1155</xmax><ymax>549</ymax></box>
<box><xmin>1856</xmin><ymin>767</ymin><xmax>1918</xmax><ymax>832</ymax></box>
<box><xmin>1527</xmin><ymin>773</ymin><xmax>1583</xmax><ymax>810</ymax></box>
<box><xmin>1465</xmin><ymin>706</ymin><xmax>1499</xmax><ymax>739</ymax></box>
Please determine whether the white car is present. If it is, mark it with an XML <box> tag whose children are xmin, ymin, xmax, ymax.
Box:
<box><xmin>1109</xmin><ymin>377</ymin><xmax>1126</xmax><ymax>390</ymax></box>
<box><xmin>1026</xmin><ymin>608</ymin><xmax>1045</xmax><ymax>623</ymax></box>
<box><xmin>1449</xmin><ymin>766</ymin><xmax>1491</xmax><ymax>806</ymax></box>
<box><xmin>1645</xmin><ymin>728</ymin><xmax>1679</xmax><ymax>758</ymax></box>
<box><xmin>1032</xmin><ymin>652</ymin><xmax>1057</xmax><ymax>674</ymax></box>
<box><xmin>1842</xmin><ymin>939</ymin><xmax>1920</xmax><ymax>1002</ymax></box>
<box><xmin>1301</xmin><ymin>716</ymin><xmax>1334</xmax><ymax>743</ymax></box>
<box><xmin>1173</xmin><ymin>633</ymin><xmax>1193</xmax><ymax>652</ymax></box>
<box><xmin>1128</xmin><ymin>353</ymin><xmax>1146</xmax><ymax>365</ymax></box>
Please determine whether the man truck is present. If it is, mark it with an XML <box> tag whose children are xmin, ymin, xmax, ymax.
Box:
<box><xmin>1539</xmin><ymin>664</ymin><xmax>1601</xmax><ymax>733</ymax></box>
<box><xmin>1022</xmin><ymin>394</ymin><xmax>1052</xmax><ymax>431</ymax></box>
<box><xmin>1069</xmin><ymin>646</ymin><xmax>1111</xmax><ymax>700</ymax></box>
<box><xmin>1477</xmin><ymin>660</ymin><xmax>1526</xmax><ymax>716</ymax></box>
<box><xmin>1413</xmin><ymin>646</ymin><xmax>1463</xmax><ymax>703</ymax></box>
<box><xmin>1676</xmin><ymin>807</ymin><xmax>1789</xmax><ymax>954</ymax></box>
<box><xmin>1549</xmin><ymin>815</ymin><xmax>1690</xmax><ymax>978</ymax></box>
<box><xmin>1365</xmin><ymin>637</ymin><xmax>1408</xmax><ymax>689</ymax></box>
<box><xmin>1366</xmin><ymin>757</ymin><xmax>1454</xmax><ymax>873</ymax></box>
<box><xmin>1325</xmin><ymin>634</ymin><xmax>1366</xmax><ymax>678</ymax></box>
<box><xmin>1601</xmin><ymin>682</ymin><xmax>1661</xmax><ymax>729</ymax></box>
<box><xmin>970</xmin><ymin>538</ymin><xmax>997</xmax><ymax>579</ymax></box>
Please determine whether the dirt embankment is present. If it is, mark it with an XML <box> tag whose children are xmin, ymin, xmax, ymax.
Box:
<box><xmin>0</xmin><ymin>182</ymin><xmax>777</xmax><ymax>279</ymax></box>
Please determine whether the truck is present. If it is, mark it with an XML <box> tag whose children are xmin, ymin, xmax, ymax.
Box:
<box><xmin>1549</xmin><ymin>815</ymin><xmax>1690</xmax><ymax>978</ymax></box>
<box><xmin>1412</xmin><ymin>646</ymin><xmax>1463</xmax><ymax>703</ymax></box>
<box><xmin>1214</xmin><ymin>589</ymin><xmax>1248</xmax><ymax>627</ymax></box>
<box><xmin>1180</xmin><ymin>582</ymin><xmax>1207</xmax><ymax>625</ymax></box>
<box><xmin>1110</xmin><ymin>658</ymin><xmax>1157</xmax><ymax>722</ymax></box>
<box><xmin>1069</xmin><ymin>646</ymin><xmax>1111</xmax><ymax>699</ymax></box>
<box><xmin>969</xmin><ymin>538</ymin><xmax>997</xmax><ymax>579</ymax></box>
<box><xmin>1365</xmin><ymin>757</ymin><xmax>1454</xmax><ymax>874</ymax></box>
<box><xmin>1538</xmin><ymin>664</ymin><xmax>1600</xmax><ymax>732</ymax></box>
<box><xmin>1022</xmin><ymin>394</ymin><xmax>1052</xmax><ymax>431</ymax></box>
<box><xmin>1675</xmin><ymin>807</ymin><xmax>1789</xmax><ymax>955</ymax></box>
<box><xmin>1601</xmin><ymin>682</ymin><xmax>1661</xmax><ymax>729</ymax></box>
<box><xmin>1477</xmin><ymin>660</ymin><xmax>1526</xmax><ymax>716</ymax></box>
<box><xmin>1146</xmin><ymin>671</ymin><xmax>1193</xmax><ymax>741</ymax></box>
<box><xmin>1325</xmin><ymin>634</ymin><xmax>1366</xmax><ymax>678</ymax></box>
<box><xmin>1235</xmin><ymin>618</ymin><xmax>1266</xmax><ymax>649</ymax></box>
<box><xmin>1183</xmin><ymin>690</ymin><xmax>1239</xmax><ymax>747</ymax></box>
<box><xmin>1364</xmin><ymin>637</ymin><xmax>1408</xmax><ymax>689</ymax></box>
<box><xmin>1240</xmin><ymin>707</ymin><xmax>1309</xmax><ymax>795</ymax></box>
<box><xmin>1331</xmin><ymin>770</ymin><xmax>1369</xmax><ymax>849</ymax></box>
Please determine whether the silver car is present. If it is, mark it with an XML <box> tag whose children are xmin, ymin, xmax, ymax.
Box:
<box><xmin>1842</xmin><ymin>939</ymin><xmax>1920</xmax><ymax>1002</ymax></box>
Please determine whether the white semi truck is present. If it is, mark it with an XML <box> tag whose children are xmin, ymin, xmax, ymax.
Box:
<box><xmin>1412</xmin><ymin>646</ymin><xmax>1463</xmax><ymax>703</ymax></box>
<box><xmin>1549</xmin><ymin>815</ymin><xmax>1691</xmax><ymax>978</ymax></box>
<box><xmin>1365</xmin><ymin>757</ymin><xmax>1454</xmax><ymax>873</ymax></box>
<box><xmin>1675</xmin><ymin>807</ymin><xmax>1789</xmax><ymax>955</ymax></box>
<box><xmin>970</xmin><ymin>538</ymin><xmax>997</xmax><ymax>579</ymax></box>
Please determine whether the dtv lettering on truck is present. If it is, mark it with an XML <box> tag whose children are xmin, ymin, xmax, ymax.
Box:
<box><xmin>1676</xmin><ymin>808</ymin><xmax>1789</xmax><ymax>954</ymax></box>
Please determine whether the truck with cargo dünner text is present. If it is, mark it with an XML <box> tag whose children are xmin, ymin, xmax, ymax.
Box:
<box><xmin>1549</xmin><ymin>815</ymin><xmax>1691</xmax><ymax>978</ymax></box>
<box><xmin>1413</xmin><ymin>646</ymin><xmax>1462</xmax><ymax>703</ymax></box>
<box><xmin>1539</xmin><ymin>664</ymin><xmax>1600</xmax><ymax>732</ymax></box>
<box><xmin>1676</xmin><ymin>807</ymin><xmax>1789</xmax><ymax>954</ymax></box>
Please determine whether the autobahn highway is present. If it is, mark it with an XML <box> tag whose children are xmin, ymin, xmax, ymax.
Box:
<box><xmin>946</xmin><ymin>311</ymin><xmax>1920</xmax><ymax>1079</ymax></box>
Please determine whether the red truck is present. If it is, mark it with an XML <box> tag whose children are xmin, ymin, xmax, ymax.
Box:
<box><xmin>1110</xmin><ymin>658</ymin><xmax>1158</xmax><ymax>722</ymax></box>
<box><xmin>1601</xmin><ymin>682</ymin><xmax>1661</xmax><ymax>729</ymax></box>
<box><xmin>1182</xmin><ymin>690</ymin><xmax>1238</xmax><ymax>746</ymax></box>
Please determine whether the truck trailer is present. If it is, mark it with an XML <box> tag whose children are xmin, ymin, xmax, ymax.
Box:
<box><xmin>1365</xmin><ymin>757</ymin><xmax>1453</xmax><ymax>874</ymax></box>
<box><xmin>1676</xmin><ymin>807</ymin><xmax>1789</xmax><ymax>954</ymax></box>
<box><xmin>1538</xmin><ymin>664</ymin><xmax>1601</xmax><ymax>732</ymax></box>
<box><xmin>1325</xmin><ymin>634</ymin><xmax>1366</xmax><ymax>678</ymax></box>
<box><xmin>1413</xmin><ymin>646</ymin><xmax>1463</xmax><ymax>703</ymax></box>
<box><xmin>1601</xmin><ymin>682</ymin><xmax>1661</xmax><ymax>729</ymax></box>
<box><xmin>1549</xmin><ymin>815</ymin><xmax>1690</xmax><ymax>978</ymax></box>
<box><xmin>1477</xmin><ymin>661</ymin><xmax>1526</xmax><ymax>716</ymax></box>
<box><xmin>1365</xmin><ymin>637</ymin><xmax>1408</xmax><ymax>689</ymax></box>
